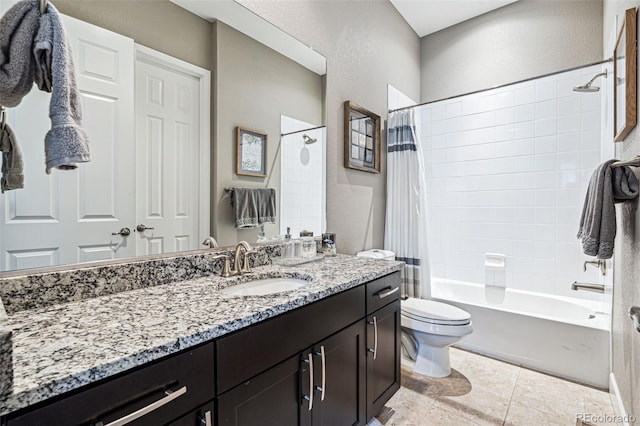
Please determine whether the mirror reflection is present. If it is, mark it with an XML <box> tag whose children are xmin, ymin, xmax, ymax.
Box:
<box><xmin>0</xmin><ymin>0</ymin><xmax>326</xmax><ymax>272</ymax></box>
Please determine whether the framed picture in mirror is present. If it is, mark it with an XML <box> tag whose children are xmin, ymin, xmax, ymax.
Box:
<box><xmin>236</xmin><ymin>126</ymin><xmax>268</xmax><ymax>177</ymax></box>
<box><xmin>344</xmin><ymin>101</ymin><xmax>381</xmax><ymax>173</ymax></box>
<box><xmin>613</xmin><ymin>7</ymin><xmax>637</xmax><ymax>142</ymax></box>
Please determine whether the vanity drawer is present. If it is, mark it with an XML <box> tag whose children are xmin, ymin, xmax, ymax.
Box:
<box><xmin>6</xmin><ymin>343</ymin><xmax>215</xmax><ymax>426</ymax></box>
<box><xmin>366</xmin><ymin>271</ymin><xmax>401</xmax><ymax>315</ymax></box>
<box><xmin>216</xmin><ymin>285</ymin><xmax>365</xmax><ymax>394</ymax></box>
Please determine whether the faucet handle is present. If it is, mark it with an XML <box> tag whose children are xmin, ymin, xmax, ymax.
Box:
<box><xmin>241</xmin><ymin>250</ymin><xmax>258</xmax><ymax>273</ymax></box>
<box><xmin>583</xmin><ymin>259</ymin><xmax>606</xmax><ymax>275</ymax></box>
<box><xmin>212</xmin><ymin>254</ymin><xmax>233</xmax><ymax>277</ymax></box>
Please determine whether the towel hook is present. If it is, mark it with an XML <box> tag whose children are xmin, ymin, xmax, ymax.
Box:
<box><xmin>39</xmin><ymin>0</ymin><xmax>48</xmax><ymax>14</ymax></box>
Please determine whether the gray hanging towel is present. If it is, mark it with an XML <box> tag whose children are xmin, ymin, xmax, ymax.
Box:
<box><xmin>33</xmin><ymin>2</ymin><xmax>90</xmax><ymax>174</ymax></box>
<box><xmin>0</xmin><ymin>122</ymin><xmax>24</xmax><ymax>192</ymax></box>
<box><xmin>231</xmin><ymin>188</ymin><xmax>276</xmax><ymax>229</ymax></box>
<box><xmin>0</xmin><ymin>0</ymin><xmax>40</xmax><ymax>107</ymax></box>
<box><xmin>577</xmin><ymin>160</ymin><xmax>639</xmax><ymax>259</ymax></box>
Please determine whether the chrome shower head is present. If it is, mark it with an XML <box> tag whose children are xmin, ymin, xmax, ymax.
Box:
<box><xmin>302</xmin><ymin>134</ymin><xmax>317</xmax><ymax>144</ymax></box>
<box><xmin>573</xmin><ymin>69</ymin><xmax>608</xmax><ymax>93</ymax></box>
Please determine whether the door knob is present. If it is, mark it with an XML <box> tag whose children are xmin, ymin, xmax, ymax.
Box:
<box><xmin>111</xmin><ymin>227</ymin><xmax>131</xmax><ymax>236</ymax></box>
<box><xmin>136</xmin><ymin>224</ymin><xmax>155</xmax><ymax>232</ymax></box>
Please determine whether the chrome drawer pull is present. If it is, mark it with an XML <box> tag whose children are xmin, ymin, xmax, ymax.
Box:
<box><xmin>199</xmin><ymin>410</ymin><xmax>212</xmax><ymax>426</ymax></box>
<box><xmin>375</xmin><ymin>286</ymin><xmax>399</xmax><ymax>299</ymax></box>
<box><xmin>367</xmin><ymin>317</ymin><xmax>378</xmax><ymax>360</ymax></box>
<box><xmin>101</xmin><ymin>386</ymin><xmax>187</xmax><ymax>426</ymax></box>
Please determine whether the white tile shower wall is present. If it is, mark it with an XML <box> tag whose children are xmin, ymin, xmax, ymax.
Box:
<box><xmin>421</xmin><ymin>64</ymin><xmax>606</xmax><ymax>302</ymax></box>
<box><xmin>280</xmin><ymin>116</ymin><xmax>325</xmax><ymax>238</ymax></box>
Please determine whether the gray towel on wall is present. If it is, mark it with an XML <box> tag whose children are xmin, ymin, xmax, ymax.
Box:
<box><xmin>0</xmin><ymin>122</ymin><xmax>24</xmax><ymax>192</ymax></box>
<box><xmin>577</xmin><ymin>160</ymin><xmax>639</xmax><ymax>259</ymax></box>
<box><xmin>0</xmin><ymin>0</ymin><xmax>40</xmax><ymax>107</ymax></box>
<box><xmin>231</xmin><ymin>188</ymin><xmax>276</xmax><ymax>229</ymax></box>
<box><xmin>34</xmin><ymin>2</ymin><xmax>90</xmax><ymax>174</ymax></box>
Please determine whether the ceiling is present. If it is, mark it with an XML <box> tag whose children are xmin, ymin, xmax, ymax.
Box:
<box><xmin>390</xmin><ymin>0</ymin><xmax>519</xmax><ymax>37</ymax></box>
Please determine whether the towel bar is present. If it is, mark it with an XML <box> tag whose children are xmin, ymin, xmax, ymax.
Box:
<box><xmin>629</xmin><ymin>306</ymin><xmax>640</xmax><ymax>333</ymax></box>
<box><xmin>611</xmin><ymin>155</ymin><xmax>640</xmax><ymax>168</ymax></box>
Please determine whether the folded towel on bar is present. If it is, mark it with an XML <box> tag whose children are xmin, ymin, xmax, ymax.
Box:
<box><xmin>34</xmin><ymin>2</ymin><xmax>90</xmax><ymax>174</ymax></box>
<box><xmin>0</xmin><ymin>0</ymin><xmax>40</xmax><ymax>107</ymax></box>
<box><xmin>0</xmin><ymin>122</ymin><xmax>24</xmax><ymax>192</ymax></box>
<box><xmin>577</xmin><ymin>159</ymin><xmax>639</xmax><ymax>259</ymax></box>
<box><xmin>231</xmin><ymin>188</ymin><xmax>276</xmax><ymax>229</ymax></box>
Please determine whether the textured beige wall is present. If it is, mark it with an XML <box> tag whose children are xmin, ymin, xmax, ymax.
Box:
<box><xmin>421</xmin><ymin>0</ymin><xmax>603</xmax><ymax>102</ymax></box>
<box><xmin>238</xmin><ymin>0</ymin><xmax>421</xmax><ymax>255</ymax></box>
<box><xmin>212</xmin><ymin>22</ymin><xmax>324</xmax><ymax>246</ymax></box>
<box><xmin>55</xmin><ymin>0</ymin><xmax>211</xmax><ymax>70</ymax></box>
<box><xmin>603</xmin><ymin>0</ymin><xmax>640</xmax><ymax>419</ymax></box>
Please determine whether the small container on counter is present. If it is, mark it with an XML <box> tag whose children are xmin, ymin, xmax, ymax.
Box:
<box><xmin>301</xmin><ymin>237</ymin><xmax>316</xmax><ymax>258</ymax></box>
<box><xmin>322</xmin><ymin>233</ymin><xmax>336</xmax><ymax>255</ymax></box>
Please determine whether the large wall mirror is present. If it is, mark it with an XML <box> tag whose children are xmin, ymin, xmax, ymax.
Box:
<box><xmin>0</xmin><ymin>0</ymin><xmax>326</xmax><ymax>273</ymax></box>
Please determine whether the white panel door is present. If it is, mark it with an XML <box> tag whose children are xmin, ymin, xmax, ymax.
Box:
<box><xmin>0</xmin><ymin>14</ymin><xmax>135</xmax><ymax>271</ymax></box>
<box><xmin>135</xmin><ymin>58</ymin><xmax>200</xmax><ymax>255</ymax></box>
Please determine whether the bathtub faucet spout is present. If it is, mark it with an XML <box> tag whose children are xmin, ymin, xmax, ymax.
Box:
<box><xmin>571</xmin><ymin>281</ymin><xmax>605</xmax><ymax>293</ymax></box>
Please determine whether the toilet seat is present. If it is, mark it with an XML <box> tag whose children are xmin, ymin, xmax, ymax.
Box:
<box><xmin>401</xmin><ymin>298</ymin><xmax>471</xmax><ymax>326</ymax></box>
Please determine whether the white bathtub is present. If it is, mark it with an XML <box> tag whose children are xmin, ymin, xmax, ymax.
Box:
<box><xmin>430</xmin><ymin>278</ymin><xmax>610</xmax><ymax>389</ymax></box>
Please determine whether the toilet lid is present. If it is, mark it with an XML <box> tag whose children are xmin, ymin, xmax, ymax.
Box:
<box><xmin>401</xmin><ymin>298</ymin><xmax>471</xmax><ymax>325</ymax></box>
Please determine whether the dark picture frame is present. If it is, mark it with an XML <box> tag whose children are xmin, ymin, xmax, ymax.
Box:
<box><xmin>613</xmin><ymin>7</ymin><xmax>637</xmax><ymax>142</ymax></box>
<box><xmin>343</xmin><ymin>101</ymin><xmax>381</xmax><ymax>173</ymax></box>
<box><xmin>236</xmin><ymin>126</ymin><xmax>268</xmax><ymax>177</ymax></box>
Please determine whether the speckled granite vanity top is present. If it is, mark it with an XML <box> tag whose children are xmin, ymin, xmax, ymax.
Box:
<box><xmin>0</xmin><ymin>253</ymin><xmax>403</xmax><ymax>416</ymax></box>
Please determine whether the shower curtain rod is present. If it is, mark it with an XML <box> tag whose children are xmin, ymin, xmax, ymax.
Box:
<box><xmin>388</xmin><ymin>57</ymin><xmax>613</xmax><ymax>114</ymax></box>
<box><xmin>281</xmin><ymin>124</ymin><xmax>325</xmax><ymax>137</ymax></box>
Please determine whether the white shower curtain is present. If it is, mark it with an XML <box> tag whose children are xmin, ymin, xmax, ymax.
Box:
<box><xmin>384</xmin><ymin>109</ymin><xmax>431</xmax><ymax>299</ymax></box>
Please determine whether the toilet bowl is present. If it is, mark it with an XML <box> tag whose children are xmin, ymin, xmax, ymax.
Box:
<box><xmin>401</xmin><ymin>297</ymin><xmax>473</xmax><ymax>378</ymax></box>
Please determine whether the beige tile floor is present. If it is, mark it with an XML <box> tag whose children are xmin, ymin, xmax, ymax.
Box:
<box><xmin>377</xmin><ymin>348</ymin><xmax>617</xmax><ymax>426</ymax></box>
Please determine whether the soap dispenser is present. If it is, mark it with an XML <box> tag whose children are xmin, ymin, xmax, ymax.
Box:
<box><xmin>283</xmin><ymin>227</ymin><xmax>294</xmax><ymax>258</ymax></box>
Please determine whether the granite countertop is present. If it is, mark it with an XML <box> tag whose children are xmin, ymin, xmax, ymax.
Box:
<box><xmin>0</xmin><ymin>255</ymin><xmax>403</xmax><ymax>416</ymax></box>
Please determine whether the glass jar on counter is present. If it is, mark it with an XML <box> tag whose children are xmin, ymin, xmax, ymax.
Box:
<box><xmin>301</xmin><ymin>237</ymin><xmax>316</xmax><ymax>258</ymax></box>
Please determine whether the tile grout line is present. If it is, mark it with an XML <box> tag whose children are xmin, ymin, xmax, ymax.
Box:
<box><xmin>502</xmin><ymin>364</ymin><xmax>523</xmax><ymax>425</ymax></box>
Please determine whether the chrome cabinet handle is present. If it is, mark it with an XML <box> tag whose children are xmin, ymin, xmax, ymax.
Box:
<box><xmin>100</xmin><ymin>386</ymin><xmax>187</xmax><ymax>426</ymax></box>
<box><xmin>375</xmin><ymin>286</ymin><xmax>399</xmax><ymax>299</ymax></box>
<box><xmin>111</xmin><ymin>227</ymin><xmax>131</xmax><ymax>236</ymax></box>
<box><xmin>198</xmin><ymin>410</ymin><xmax>212</xmax><ymax>426</ymax></box>
<box><xmin>368</xmin><ymin>317</ymin><xmax>378</xmax><ymax>360</ymax></box>
<box><xmin>302</xmin><ymin>353</ymin><xmax>314</xmax><ymax>411</ymax></box>
<box><xmin>314</xmin><ymin>346</ymin><xmax>326</xmax><ymax>401</ymax></box>
<box><xmin>136</xmin><ymin>224</ymin><xmax>155</xmax><ymax>232</ymax></box>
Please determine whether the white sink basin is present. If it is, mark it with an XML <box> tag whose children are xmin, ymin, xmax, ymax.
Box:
<box><xmin>219</xmin><ymin>277</ymin><xmax>310</xmax><ymax>296</ymax></box>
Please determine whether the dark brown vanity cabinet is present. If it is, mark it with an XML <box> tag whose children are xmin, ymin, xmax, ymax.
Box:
<box><xmin>3</xmin><ymin>342</ymin><xmax>215</xmax><ymax>426</ymax></box>
<box><xmin>365</xmin><ymin>273</ymin><xmax>401</xmax><ymax>420</ymax></box>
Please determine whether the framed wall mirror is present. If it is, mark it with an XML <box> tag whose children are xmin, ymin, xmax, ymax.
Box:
<box><xmin>344</xmin><ymin>101</ymin><xmax>381</xmax><ymax>173</ymax></box>
<box><xmin>613</xmin><ymin>7</ymin><xmax>637</xmax><ymax>142</ymax></box>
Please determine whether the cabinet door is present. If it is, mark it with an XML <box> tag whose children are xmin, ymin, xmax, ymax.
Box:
<box><xmin>167</xmin><ymin>401</ymin><xmax>214</xmax><ymax>425</ymax></box>
<box><xmin>311</xmin><ymin>320</ymin><xmax>366</xmax><ymax>426</ymax></box>
<box><xmin>366</xmin><ymin>300</ymin><xmax>401</xmax><ymax>420</ymax></box>
<box><xmin>217</xmin><ymin>355</ymin><xmax>309</xmax><ymax>426</ymax></box>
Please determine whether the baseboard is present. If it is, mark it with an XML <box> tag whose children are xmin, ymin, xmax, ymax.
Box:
<box><xmin>609</xmin><ymin>373</ymin><xmax>630</xmax><ymax>426</ymax></box>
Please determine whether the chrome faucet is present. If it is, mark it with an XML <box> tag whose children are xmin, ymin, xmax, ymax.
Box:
<box><xmin>583</xmin><ymin>259</ymin><xmax>606</xmax><ymax>276</ymax></box>
<box><xmin>571</xmin><ymin>281</ymin><xmax>605</xmax><ymax>293</ymax></box>
<box><xmin>202</xmin><ymin>236</ymin><xmax>219</xmax><ymax>249</ymax></box>
<box><xmin>232</xmin><ymin>241</ymin><xmax>257</xmax><ymax>275</ymax></box>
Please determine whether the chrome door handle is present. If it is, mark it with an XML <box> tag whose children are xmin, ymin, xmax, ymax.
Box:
<box><xmin>375</xmin><ymin>286</ymin><xmax>399</xmax><ymax>299</ymax></box>
<box><xmin>136</xmin><ymin>224</ymin><xmax>155</xmax><ymax>232</ymax></box>
<box><xmin>314</xmin><ymin>345</ymin><xmax>326</xmax><ymax>401</ymax></box>
<box><xmin>99</xmin><ymin>386</ymin><xmax>187</xmax><ymax>426</ymax></box>
<box><xmin>111</xmin><ymin>227</ymin><xmax>131</xmax><ymax>236</ymax></box>
<box><xmin>368</xmin><ymin>317</ymin><xmax>378</xmax><ymax>360</ymax></box>
<box><xmin>302</xmin><ymin>353</ymin><xmax>314</xmax><ymax>411</ymax></box>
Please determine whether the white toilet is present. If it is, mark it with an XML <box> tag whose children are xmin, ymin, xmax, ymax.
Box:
<box><xmin>400</xmin><ymin>297</ymin><xmax>472</xmax><ymax>377</ymax></box>
<box><xmin>356</xmin><ymin>249</ymin><xmax>473</xmax><ymax>378</ymax></box>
